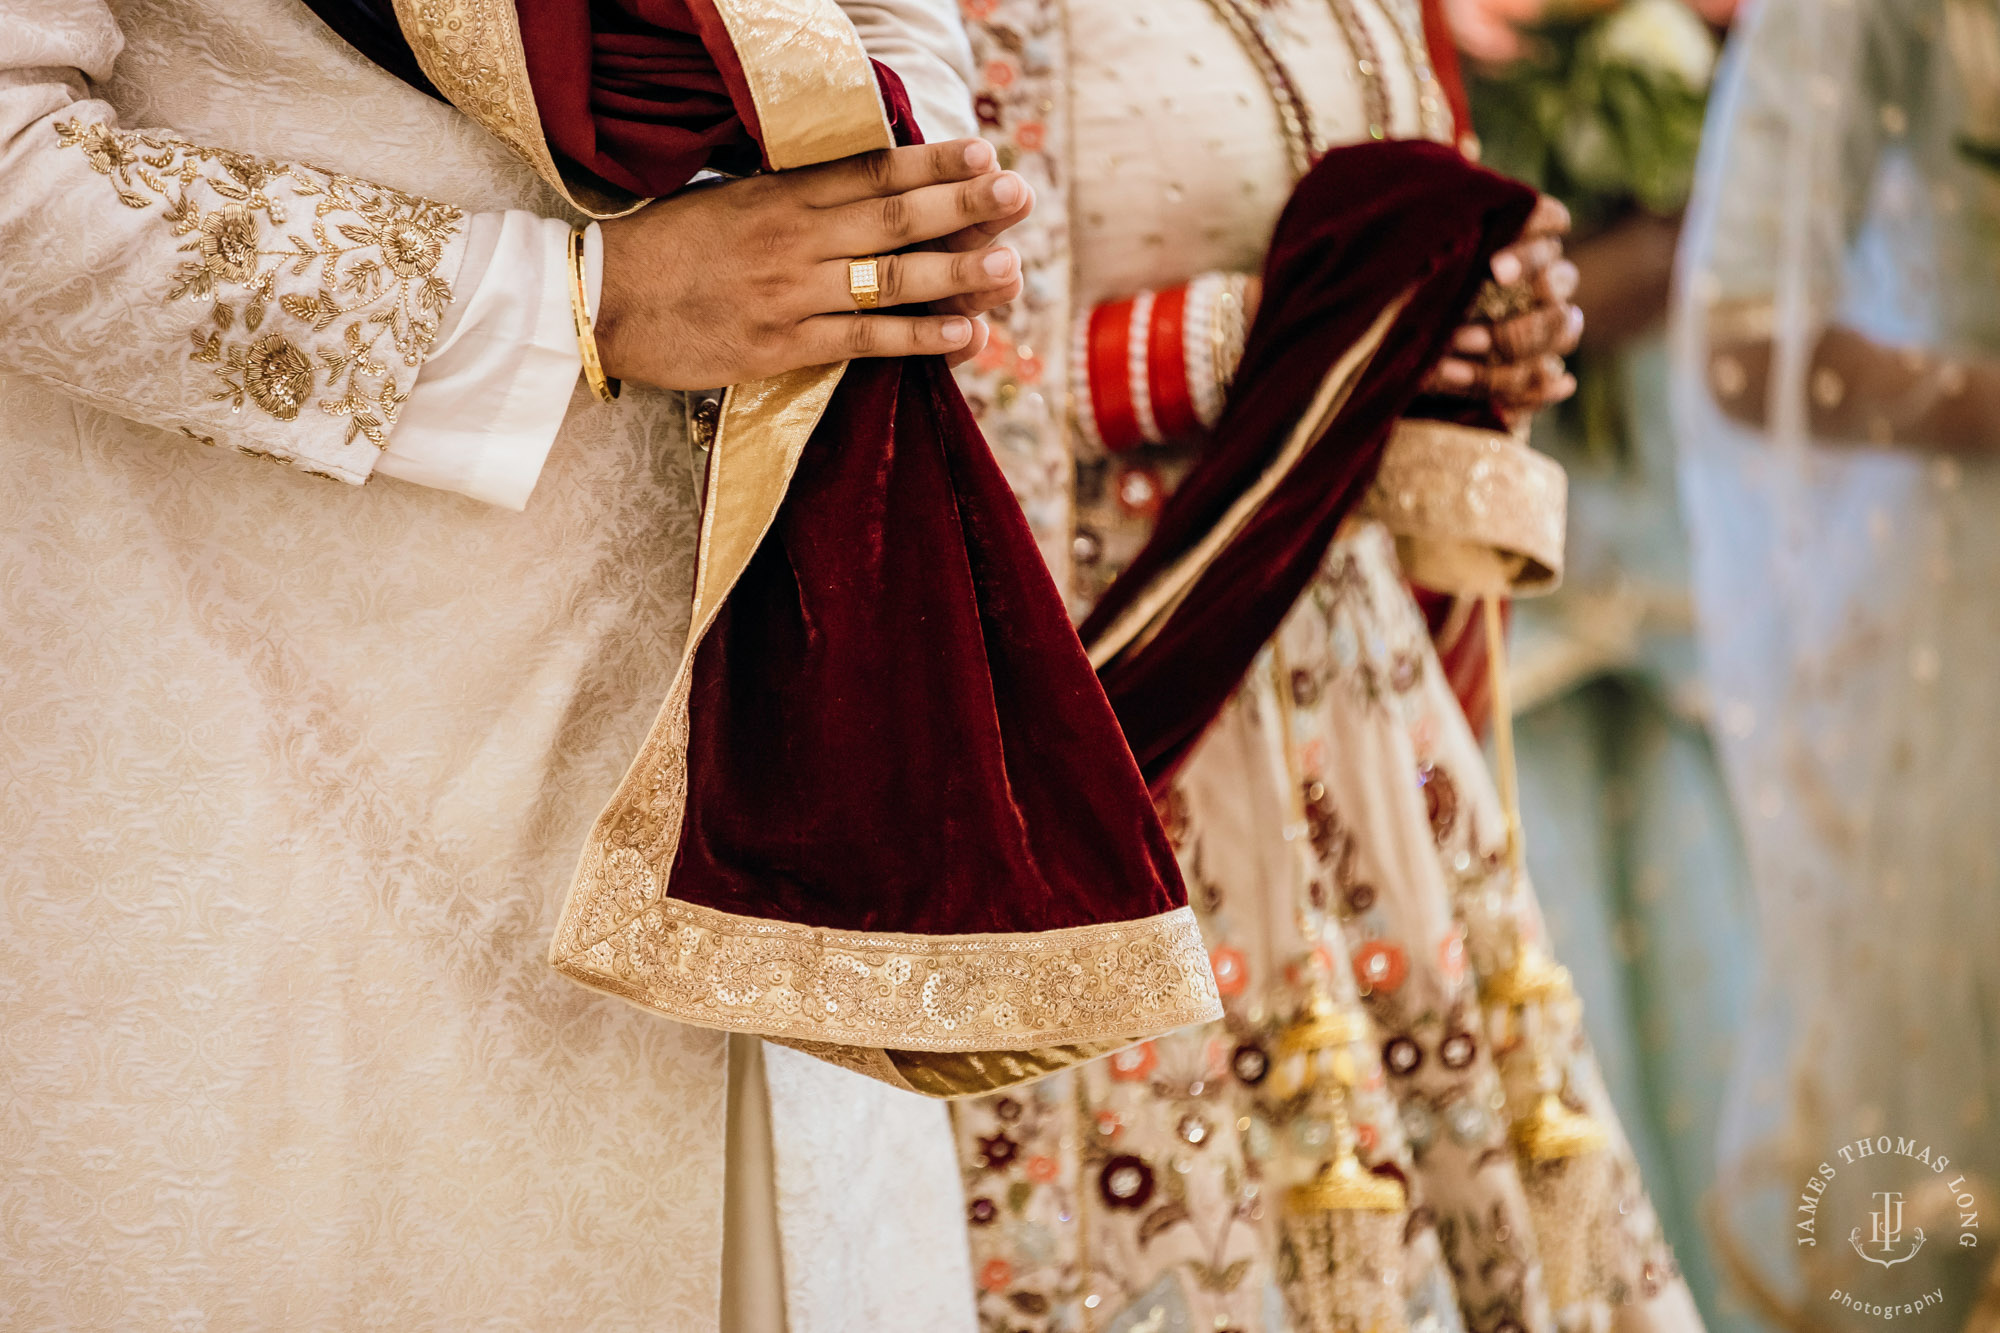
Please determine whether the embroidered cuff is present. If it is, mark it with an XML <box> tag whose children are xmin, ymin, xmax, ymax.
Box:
<box><xmin>378</xmin><ymin>213</ymin><xmax>595</xmax><ymax>510</ymax></box>
<box><xmin>55</xmin><ymin>117</ymin><xmax>464</xmax><ymax>482</ymax></box>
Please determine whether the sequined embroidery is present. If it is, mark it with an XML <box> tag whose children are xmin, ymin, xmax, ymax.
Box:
<box><xmin>1357</xmin><ymin>419</ymin><xmax>1568</xmax><ymax>597</ymax></box>
<box><xmin>56</xmin><ymin>118</ymin><xmax>461</xmax><ymax>446</ymax></box>
<box><xmin>554</xmin><ymin>856</ymin><xmax>1220</xmax><ymax>1055</ymax></box>
<box><xmin>387</xmin><ymin>0</ymin><xmax>618</xmax><ymax>214</ymax></box>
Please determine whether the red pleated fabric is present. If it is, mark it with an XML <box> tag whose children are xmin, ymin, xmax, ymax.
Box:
<box><xmin>1415</xmin><ymin>587</ymin><xmax>1503</xmax><ymax>741</ymax></box>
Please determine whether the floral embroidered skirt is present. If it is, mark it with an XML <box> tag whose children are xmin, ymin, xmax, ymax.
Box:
<box><xmin>953</xmin><ymin>522</ymin><xmax>1705</xmax><ymax>1333</ymax></box>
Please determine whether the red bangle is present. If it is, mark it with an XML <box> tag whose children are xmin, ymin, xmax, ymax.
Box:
<box><xmin>1147</xmin><ymin>284</ymin><xmax>1199</xmax><ymax>440</ymax></box>
<box><xmin>1078</xmin><ymin>279</ymin><xmax>1240</xmax><ymax>451</ymax></box>
<box><xmin>1087</xmin><ymin>297</ymin><xmax>1144</xmax><ymax>453</ymax></box>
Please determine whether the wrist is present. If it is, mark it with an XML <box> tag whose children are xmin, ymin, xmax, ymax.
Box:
<box><xmin>592</xmin><ymin>214</ymin><xmax>639</xmax><ymax>384</ymax></box>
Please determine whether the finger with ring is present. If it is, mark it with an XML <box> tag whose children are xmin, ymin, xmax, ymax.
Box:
<box><xmin>826</xmin><ymin>247</ymin><xmax>1019</xmax><ymax>315</ymax></box>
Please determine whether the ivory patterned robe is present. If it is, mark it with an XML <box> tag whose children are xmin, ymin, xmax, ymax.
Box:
<box><xmin>0</xmin><ymin>1</ymin><xmax>977</xmax><ymax>1326</ymax></box>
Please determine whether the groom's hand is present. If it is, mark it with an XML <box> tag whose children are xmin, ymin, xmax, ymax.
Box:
<box><xmin>594</xmin><ymin>138</ymin><xmax>1028</xmax><ymax>390</ymax></box>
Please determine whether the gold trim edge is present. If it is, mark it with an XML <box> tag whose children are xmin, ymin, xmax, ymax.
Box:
<box><xmin>390</xmin><ymin>0</ymin><xmax>889</xmax><ymax>217</ymax></box>
<box><xmin>1357</xmin><ymin>418</ymin><xmax>1567</xmax><ymax>597</ymax></box>
<box><xmin>551</xmin><ymin>899</ymin><xmax>1224</xmax><ymax>1052</ymax></box>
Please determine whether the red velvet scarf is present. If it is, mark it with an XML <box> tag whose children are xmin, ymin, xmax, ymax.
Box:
<box><xmin>300</xmin><ymin>0</ymin><xmax>1520</xmax><ymax>972</ymax></box>
<box><xmin>1080</xmin><ymin>141</ymin><xmax>1537</xmax><ymax>788</ymax></box>
<box><xmin>514</xmin><ymin>0</ymin><xmax>1188</xmax><ymax>937</ymax></box>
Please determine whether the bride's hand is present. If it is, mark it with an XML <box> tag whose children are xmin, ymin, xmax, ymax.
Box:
<box><xmin>1422</xmin><ymin>195</ymin><xmax>1583</xmax><ymax>424</ymax></box>
<box><xmin>594</xmin><ymin>138</ymin><xmax>1029</xmax><ymax>390</ymax></box>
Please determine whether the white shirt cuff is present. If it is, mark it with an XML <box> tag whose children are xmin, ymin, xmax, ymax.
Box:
<box><xmin>377</xmin><ymin>212</ymin><xmax>599</xmax><ymax>511</ymax></box>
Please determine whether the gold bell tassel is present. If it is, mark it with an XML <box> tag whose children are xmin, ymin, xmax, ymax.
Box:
<box><xmin>1478</xmin><ymin>595</ymin><xmax>1612</xmax><ymax>1309</ymax></box>
<box><xmin>1265</xmin><ymin>648</ymin><xmax>1410</xmax><ymax>1333</ymax></box>
<box><xmin>1277</xmin><ymin>993</ymin><xmax>1410</xmax><ymax>1333</ymax></box>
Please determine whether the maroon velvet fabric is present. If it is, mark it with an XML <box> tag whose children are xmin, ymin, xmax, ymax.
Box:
<box><xmin>1080</xmin><ymin>141</ymin><xmax>1537</xmax><ymax>789</ymax></box>
<box><xmin>676</xmin><ymin>338</ymin><xmax>1184</xmax><ymax>933</ymax></box>
<box><xmin>515</xmin><ymin>0</ymin><xmax>762</xmax><ymax>194</ymax></box>
<box><xmin>510</xmin><ymin>0</ymin><xmax>1188</xmax><ymax>933</ymax></box>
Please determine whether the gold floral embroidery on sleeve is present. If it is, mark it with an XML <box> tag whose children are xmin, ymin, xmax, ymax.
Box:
<box><xmin>56</xmin><ymin>118</ymin><xmax>462</xmax><ymax>447</ymax></box>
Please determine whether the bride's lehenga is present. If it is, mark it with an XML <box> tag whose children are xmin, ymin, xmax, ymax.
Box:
<box><xmin>948</xmin><ymin>3</ymin><xmax>1707</xmax><ymax>1331</ymax></box>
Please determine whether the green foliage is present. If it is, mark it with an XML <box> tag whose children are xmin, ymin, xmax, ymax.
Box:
<box><xmin>1467</xmin><ymin>3</ymin><xmax>1717</xmax><ymax>231</ymax></box>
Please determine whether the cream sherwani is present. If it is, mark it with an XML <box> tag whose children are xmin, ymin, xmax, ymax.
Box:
<box><xmin>0</xmin><ymin>1</ymin><xmax>977</xmax><ymax>1327</ymax></box>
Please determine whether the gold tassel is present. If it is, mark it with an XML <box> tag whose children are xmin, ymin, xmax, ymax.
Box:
<box><xmin>1479</xmin><ymin>596</ymin><xmax>1612</xmax><ymax>1309</ymax></box>
<box><xmin>1264</xmin><ymin>648</ymin><xmax>1411</xmax><ymax>1333</ymax></box>
<box><xmin>1283</xmin><ymin>1208</ymin><xmax>1410</xmax><ymax>1333</ymax></box>
<box><xmin>1277</xmin><ymin>994</ymin><xmax>1411</xmax><ymax>1333</ymax></box>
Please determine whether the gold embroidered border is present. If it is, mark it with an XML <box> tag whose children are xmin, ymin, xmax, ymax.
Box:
<box><xmin>554</xmin><ymin>897</ymin><xmax>1221</xmax><ymax>1054</ymax></box>
<box><xmin>770</xmin><ymin>1037</ymin><xmax>1138</xmax><ymax>1098</ymax></box>
<box><xmin>546</xmin><ymin>364</ymin><xmax>846</xmax><ymax>977</ymax></box>
<box><xmin>1357</xmin><ymin>419</ymin><xmax>1567</xmax><ymax>598</ymax></box>
<box><xmin>389</xmin><ymin>0</ymin><xmax>644</xmax><ymax>217</ymax></box>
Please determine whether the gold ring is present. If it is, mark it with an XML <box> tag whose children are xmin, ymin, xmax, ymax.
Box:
<box><xmin>848</xmin><ymin>256</ymin><xmax>882</xmax><ymax>310</ymax></box>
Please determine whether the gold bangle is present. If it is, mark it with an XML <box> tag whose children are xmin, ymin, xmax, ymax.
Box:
<box><xmin>569</xmin><ymin>226</ymin><xmax>620</xmax><ymax>404</ymax></box>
